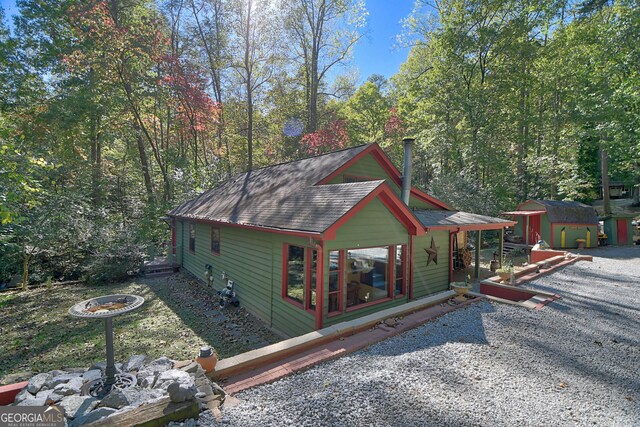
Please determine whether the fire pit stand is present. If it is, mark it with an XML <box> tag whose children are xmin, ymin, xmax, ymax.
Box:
<box><xmin>69</xmin><ymin>294</ymin><xmax>144</xmax><ymax>398</ymax></box>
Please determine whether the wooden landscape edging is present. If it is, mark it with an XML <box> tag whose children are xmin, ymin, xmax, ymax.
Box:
<box><xmin>85</xmin><ymin>397</ymin><xmax>199</xmax><ymax>427</ymax></box>
<box><xmin>211</xmin><ymin>290</ymin><xmax>456</xmax><ymax>381</ymax></box>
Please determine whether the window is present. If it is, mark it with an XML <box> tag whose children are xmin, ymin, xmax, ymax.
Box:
<box><xmin>308</xmin><ymin>250</ymin><xmax>317</xmax><ymax>310</ymax></box>
<box><xmin>211</xmin><ymin>226</ymin><xmax>221</xmax><ymax>255</ymax></box>
<box><xmin>395</xmin><ymin>245</ymin><xmax>406</xmax><ymax>296</ymax></box>
<box><xmin>328</xmin><ymin>251</ymin><xmax>343</xmax><ymax>313</ymax></box>
<box><xmin>346</xmin><ymin>246</ymin><xmax>391</xmax><ymax>307</ymax></box>
<box><xmin>188</xmin><ymin>223</ymin><xmax>196</xmax><ymax>252</ymax></box>
<box><xmin>285</xmin><ymin>245</ymin><xmax>305</xmax><ymax>304</ymax></box>
<box><xmin>283</xmin><ymin>245</ymin><xmax>317</xmax><ymax>311</ymax></box>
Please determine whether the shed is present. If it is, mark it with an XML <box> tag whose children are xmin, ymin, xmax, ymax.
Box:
<box><xmin>503</xmin><ymin>200</ymin><xmax>599</xmax><ymax>249</ymax></box>
<box><xmin>600</xmin><ymin>214</ymin><xmax>635</xmax><ymax>246</ymax></box>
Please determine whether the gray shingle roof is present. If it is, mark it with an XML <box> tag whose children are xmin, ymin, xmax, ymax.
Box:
<box><xmin>413</xmin><ymin>209</ymin><xmax>514</xmax><ymax>229</ymax></box>
<box><xmin>170</xmin><ymin>145</ymin><xmax>379</xmax><ymax>233</ymax></box>
<box><xmin>529</xmin><ymin>200</ymin><xmax>598</xmax><ymax>224</ymax></box>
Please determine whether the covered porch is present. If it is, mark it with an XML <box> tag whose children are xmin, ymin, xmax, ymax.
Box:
<box><xmin>501</xmin><ymin>210</ymin><xmax>546</xmax><ymax>246</ymax></box>
<box><xmin>413</xmin><ymin>210</ymin><xmax>517</xmax><ymax>282</ymax></box>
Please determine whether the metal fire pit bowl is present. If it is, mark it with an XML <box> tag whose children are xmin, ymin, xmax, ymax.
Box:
<box><xmin>69</xmin><ymin>294</ymin><xmax>144</xmax><ymax>398</ymax></box>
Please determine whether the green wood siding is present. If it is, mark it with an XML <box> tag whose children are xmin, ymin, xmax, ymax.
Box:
<box><xmin>178</xmin><ymin>222</ymin><xmax>315</xmax><ymax>337</ymax></box>
<box><xmin>323</xmin><ymin>198</ymin><xmax>410</xmax><ymax>327</ymax></box>
<box><xmin>540</xmin><ymin>215</ymin><xmax>551</xmax><ymax>242</ymax></box>
<box><xmin>269</xmin><ymin>235</ymin><xmax>316</xmax><ymax>337</ymax></box>
<box><xmin>327</xmin><ymin>153</ymin><xmax>439</xmax><ymax>209</ymax></box>
<box><xmin>325</xmin><ymin>199</ymin><xmax>409</xmax><ymax>250</ymax></box>
<box><xmin>551</xmin><ymin>224</ymin><xmax>598</xmax><ymax>249</ymax></box>
<box><xmin>180</xmin><ymin>222</ymin><xmax>272</xmax><ymax>322</ymax></box>
<box><xmin>514</xmin><ymin>217</ymin><xmax>525</xmax><ymax>237</ymax></box>
<box><xmin>412</xmin><ymin>231</ymin><xmax>450</xmax><ymax>298</ymax></box>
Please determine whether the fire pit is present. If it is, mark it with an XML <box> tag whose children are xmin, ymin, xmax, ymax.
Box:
<box><xmin>69</xmin><ymin>294</ymin><xmax>144</xmax><ymax>398</ymax></box>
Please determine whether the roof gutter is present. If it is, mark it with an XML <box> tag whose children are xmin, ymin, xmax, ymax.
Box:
<box><xmin>168</xmin><ymin>214</ymin><xmax>325</xmax><ymax>239</ymax></box>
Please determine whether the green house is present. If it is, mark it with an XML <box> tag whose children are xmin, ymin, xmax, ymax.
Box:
<box><xmin>168</xmin><ymin>143</ymin><xmax>513</xmax><ymax>337</ymax></box>
<box><xmin>600</xmin><ymin>214</ymin><xmax>635</xmax><ymax>246</ymax></box>
<box><xmin>503</xmin><ymin>200</ymin><xmax>599</xmax><ymax>249</ymax></box>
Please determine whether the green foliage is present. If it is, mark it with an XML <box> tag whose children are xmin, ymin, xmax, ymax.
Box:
<box><xmin>83</xmin><ymin>226</ymin><xmax>146</xmax><ymax>286</ymax></box>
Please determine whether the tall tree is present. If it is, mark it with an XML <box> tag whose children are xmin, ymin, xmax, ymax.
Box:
<box><xmin>284</xmin><ymin>0</ymin><xmax>367</xmax><ymax>133</ymax></box>
<box><xmin>228</xmin><ymin>0</ymin><xmax>281</xmax><ymax>171</ymax></box>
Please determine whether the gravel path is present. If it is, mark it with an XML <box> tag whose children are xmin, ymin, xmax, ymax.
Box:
<box><xmin>200</xmin><ymin>246</ymin><xmax>640</xmax><ymax>426</ymax></box>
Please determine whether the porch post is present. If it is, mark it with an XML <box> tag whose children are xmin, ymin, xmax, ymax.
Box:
<box><xmin>499</xmin><ymin>228</ymin><xmax>504</xmax><ymax>268</ymax></box>
<box><xmin>448</xmin><ymin>232</ymin><xmax>454</xmax><ymax>284</ymax></box>
<box><xmin>474</xmin><ymin>230</ymin><xmax>481</xmax><ymax>279</ymax></box>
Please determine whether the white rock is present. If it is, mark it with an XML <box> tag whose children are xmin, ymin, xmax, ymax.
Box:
<box><xmin>69</xmin><ymin>407</ymin><xmax>117</xmax><ymax>427</ymax></box>
<box><xmin>46</xmin><ymin>373</ymin><xmax>82</xmax><ymax>389</ymax></box>
<box><xmin>54</xmin><ymin>376</ymin><xmax>83</xmax><ymax>396</ymax></box>
<box><xmin>123</xmin><ymin>355</ymin><xmax>147</xmax><ymax>372</ymax></box>
<box><xmin>59</xmin><ymin>395</ymin><xmax>98</xmax><ymax>419</ymax></box>
<box><xmin>13</xmin><ymin>387</ymin><xmax>32</xmax><ymax>404</ymax></box>
<box><xmin>27</xmin><ymin>373</ymin><xmax>51</xmax><ymax>394</ymax></box>
<box><xmin>167</xmin><ymin>382</ymin><xmax>197</xmax><ymax>403</ymax></box>
<box><xmin>154</xmin><ymin>369</ymin><xmax>193</xmax><ymax>390</ymax></box>
<box><xmin>17</xmin><ymin>396</ymin><xmax>47</xmax><ymax>406</ymax></box>
<box><xmin>83</xmin><ymin>369</ymin><xmax>102</xmax><ymax>383</ymax></box>
<box><xmin>99</xmin><ymin>389</ymin><xmax>131</xmax><ymax>410</ymax></box>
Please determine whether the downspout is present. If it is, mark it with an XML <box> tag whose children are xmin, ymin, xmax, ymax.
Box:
<box><xmin>401</xmin><ymin>138</ymin><xmax>414</xmax><ymax>206</ymax></box>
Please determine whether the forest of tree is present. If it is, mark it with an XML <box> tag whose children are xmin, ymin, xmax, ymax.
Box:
<box><xmin>0</xmin><ymin>0</ymin><xmax>638</xmax><ymax>286</ymax></box>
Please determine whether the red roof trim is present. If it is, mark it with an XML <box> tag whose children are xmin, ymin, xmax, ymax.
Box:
<box><xmin>323</xmin><ymin>183</ymin><xmax>425</xmax><ymax>240</ymax></box>
<box><xmin>169</xmin><ymin>215</ymin><xmax>323</xmax><ymax>239</ymax></box>
<box><xmin>410</xmin><ymin>188</ymin><xmax>451</xmax><ymax>210</ymax></box>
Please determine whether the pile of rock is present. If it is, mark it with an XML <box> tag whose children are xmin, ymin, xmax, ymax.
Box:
<box><xmin>11</xmin><ymin>355</ymin><xmax>226</xmax><ymax>426</ymax></box>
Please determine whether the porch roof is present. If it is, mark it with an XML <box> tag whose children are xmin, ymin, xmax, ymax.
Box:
<box><xmin>413</xmin><ymin>209</ymin><xmax>516</xmax><ymax>231</ymax></box>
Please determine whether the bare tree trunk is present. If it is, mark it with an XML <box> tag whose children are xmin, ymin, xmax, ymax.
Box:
<box><xmin>134</xmin><ymin>126</ymin><xmax>155</xmax><ymax>203</ymax></box>
<box><xmin>244</xmin><ymin>0</ymin><xmax>253</xmax><ymax>171</ymax></box>
<box><xmin>633</xmin><ymin>160</ymin><xmax>640</xmax><ymax>205</ymax></box>
<box><xmin>21</xmin><ymin>254</ymin><xmax>31</xmax><ymax>290</ymax></box>
<box><xmin>601</xmin><ymin>148</ymin><xmax>611</xmax><ymax>215</ymax></box>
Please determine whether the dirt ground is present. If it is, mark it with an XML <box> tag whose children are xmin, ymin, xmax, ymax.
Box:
<box><xmin>0</xmin><ymin>273</ymin><xmax>281</xmax><ymax>385</ymax></box>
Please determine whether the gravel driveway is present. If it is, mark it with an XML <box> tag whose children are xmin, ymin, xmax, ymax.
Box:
<box><xmin>202</xmin><ymin>246</ymin><xmax>640</xmax><ymax>426</ymax></box>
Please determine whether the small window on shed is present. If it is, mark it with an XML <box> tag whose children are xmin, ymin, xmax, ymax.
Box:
<box><xmin>188</xmin><ymin>223</ymin><xmax>196</xmax><ymax>252</ymax></box>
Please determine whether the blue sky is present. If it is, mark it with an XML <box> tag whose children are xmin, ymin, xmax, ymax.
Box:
<box><xmin>1</xmin><ymin>0</ymin><xmax>414</xmax><ymax>82</ymax></box>
<box><xmin>352</xmin><ymin>0</ymin><xmax>414</xmax><ymax>82</ymax></box>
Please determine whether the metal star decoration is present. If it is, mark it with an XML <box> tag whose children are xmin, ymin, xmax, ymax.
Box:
<box><xmin>424</xmin><ymin>237</ymin><xmax>438</xmax><ymax>266</ymax></box>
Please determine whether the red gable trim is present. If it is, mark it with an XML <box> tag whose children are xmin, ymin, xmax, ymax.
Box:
<box><xmin>168</xmin><ymin>215</ymin><xmax>324</xmax><ymax>239</ymax></box>
<box><xmin>317</xmin><ymin>143</ymin><xmax>451</xmax><ymax>210</ymax></box>
<box><xmin>323</xmin><ymin>183</ymin><xmax>425</xmax><ymax>240</ymax></box>
<box><xmin>410</xmin><ymin>188</ymin><xmax>451</xmax><ymax>210</ymax></box>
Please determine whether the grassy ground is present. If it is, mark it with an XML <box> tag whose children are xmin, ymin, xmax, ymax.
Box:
<box><xmin>0</xmin><ymin>274</ymin><xmax>281</xmax><ymax>385</ymax></box>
